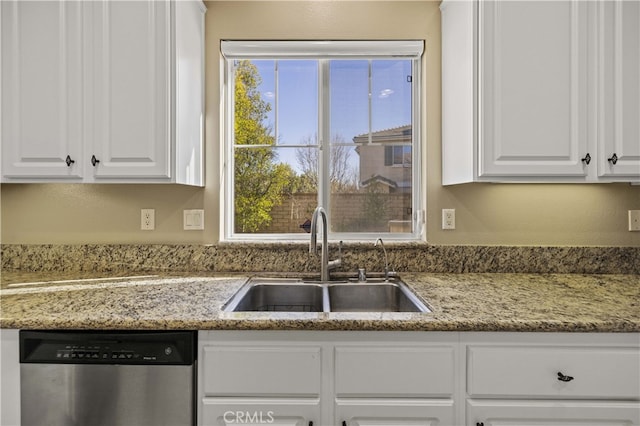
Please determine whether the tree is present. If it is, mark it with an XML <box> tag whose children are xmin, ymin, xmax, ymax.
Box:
<box><xmin>234</xmin><ymin>60</ymin><xmax>294</xmax><ymax>233</ymax></box>
<box><xmin>295</xmin><ymin>134</ymin><xmax>358</xmax><ymax>193</ymax></box>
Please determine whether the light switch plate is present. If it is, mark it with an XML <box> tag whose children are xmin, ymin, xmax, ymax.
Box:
<box><xmin>184</xmin><ymin>209</ymin><xmax>204</xmax><ymax>230</ymax></box>
<box><xmin>629</xmin><ymin>210</ymin><xmax>640</xmax><ymax>231</ymax></box>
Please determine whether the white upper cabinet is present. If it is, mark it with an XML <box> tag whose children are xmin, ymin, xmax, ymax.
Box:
<box><xmin>479</xmin><ymin>0</ymin><xmax>589</xmax><ymax>178</ymax></box>
<box><xmin>598</xmin><ymin>0</ymin><xmax>640</xmax><ymax>178</ymax></box>
<box><xmin>1</xmin><ymin>1</ymin><xmax>84</xmax><ymax>179</ymax></box>
<box><xmin>441</xmin><ymin>0</ymin><xmax>640</xmax><ymax>184</ymax></box>
<box><xmin>1</xmin><ymin>0</ymin><xmax>205</xmax><ymax>185</ymax></box>
<box><xmin>90</xmin><ymin>0</ymin><xmax>171</xmax><ymax>180</ymax></box>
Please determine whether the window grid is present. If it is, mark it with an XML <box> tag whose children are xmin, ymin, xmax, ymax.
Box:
<box><xmin>222</xmin><ymin>45</ymin><xmax>424</xmax><ymax>242</ymax></box>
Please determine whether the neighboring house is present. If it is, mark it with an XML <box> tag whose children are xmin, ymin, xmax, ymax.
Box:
<box><xmin>353</xmin><ymin>124</ymin><xmax>412</xmax><ymax>193</ymax></box>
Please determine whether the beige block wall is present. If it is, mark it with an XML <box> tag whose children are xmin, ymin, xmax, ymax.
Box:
<box><xmin>1</xmin><ymin>0</ymin><xmax>639</xmax><ymax>246</ymax></box>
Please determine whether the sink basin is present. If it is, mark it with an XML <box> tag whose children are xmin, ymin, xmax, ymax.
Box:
<box><xmin>222</xmin><ymin>277</ymin><xmax>430</xmax><ymax>313</ymax></box>
<box><xmin>223</xmin><ymin>280</ymin><xmax>325</xmax><ymax>312</ymax></box>
<box><xmin>327</xmin><ymin>282</ymin><xmax>429</xmax><ymax>312</ymax></box>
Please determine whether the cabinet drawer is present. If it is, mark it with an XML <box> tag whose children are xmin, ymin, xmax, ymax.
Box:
<box><xmin>467</xmin><ymin>345</ymin><xmax>640</xmax><ymax>399</ymax></box>
<box><xmin>335</xmin><ymin>346</ymin><xmax>455</xmax><ymax>397</ymax></box>
<box><xmin>201</xmin><ymin>397</ymin><xmax>320</xmax><ymax>426</ymax></box>
<box><xmin>202</xmin><ymin>346</ymin><xmax>321</xmax><ymax>397</ymax></box>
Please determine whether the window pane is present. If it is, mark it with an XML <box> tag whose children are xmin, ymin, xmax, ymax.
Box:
<box><xmin>330</xmin><ymin>60</ymin><xmax>369</xmax><ymax>143</ymax></box>
<box><xmin>277</xmin><ymin>60</ymin><xmax>318</xmax><ymax>145</ymax></box>
<box><xmin>327</xmin><ymin>59</ymin><xmax>413</xmax><ymax>233</ymax></box>
<box><xmin>331</xmin><ymin>132</ymin><xmax>413</xmax><ymax>234</ymax></box>
<box><xmin>234</xmin><ymin>147</ymin><xmax>318</xmax><ymax>234</ymax></box>
<box><xmin>253</xmin><ymin>60</ymin><xmax>276</xmax><ymax>136</ymax></box>
<box><xmin>371</xmin><ymin>60</ymin><xmax>412</xmax><ymax>130</ymax></box>
<box><xmin>234</xmin><ymin>60</ymin><xmax>275</xmax><ymax>147</ymax></box>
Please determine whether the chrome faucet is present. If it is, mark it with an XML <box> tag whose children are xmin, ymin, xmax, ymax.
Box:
<box><xmin>309</xmin><ymin>206</ymin><xmax>341</xmax><ymax>281</ymax></box>
<box><xmin>374</xmin><ymin>237</ymin><xmax>391</xmax><ymax>281</ymax></box>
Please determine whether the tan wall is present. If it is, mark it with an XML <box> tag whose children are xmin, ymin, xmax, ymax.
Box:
<box><xmin>1</xmin><ymin>0</ymin><xmax>639</xmax><ymax>246</ymax></box>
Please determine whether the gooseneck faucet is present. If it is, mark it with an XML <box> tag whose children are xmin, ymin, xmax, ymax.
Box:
<box><xmin>310</xmin><ymin>206</ymin><xmax>341</xmax><ymax>281</ymax></box>
<box><xmin>374</xmin><ymin>237</ymin><xmax>391</xmax><ymax>281</ymax></box>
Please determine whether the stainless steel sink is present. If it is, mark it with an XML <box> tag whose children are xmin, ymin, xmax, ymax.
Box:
<box><xmin>223</xmin><ymin>280</ymin><xmax>325</xmax><ymax>312</ymax></box>
<box><xmin>327</xmin><ymin>282</ymin><xmax>429</xmax><ymax>312</ymax></box>
<box><xmin>222</xmin><ymin>277</ymin><xmax>430</xmax><ymax>313</ymax></box>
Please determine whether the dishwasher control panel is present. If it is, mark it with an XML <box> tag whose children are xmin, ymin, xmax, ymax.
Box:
<box><xmin>20</xmin><ymin>330</ymin><xmax>195</xmax><ymax>365</ymax></box>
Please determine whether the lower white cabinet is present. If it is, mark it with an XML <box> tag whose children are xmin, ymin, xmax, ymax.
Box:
<box><xmin>334</xmin><ymin>344</ymin><xmax>456</xmax><ymax>425</ymax></box>
<box><xmin>336</xmin><ymin>399</ymin><xmax>454</xmax><ymax>425</ymax></box>
<box><xmin>198</xmin><ymin>331</ymin><xmax>459</xmax><ymax>426</ymax></box>
<box><xmin>463</xmin><ymin>332</ymin><xmax>640</xmax><ymax>426</ymax></box>
<box><xmin>199</xmin><ymin>331</ymin><xmax>640</xmax><ymax>426</ymax></box>
<box><xmin>201</xmin><ymin>398</ymin><xmax>319</xmax><ymax>426</ymax></box>
<box><xmin>467</xmin><ymin>400</ymin><xmax>640</xmax><ymax>425</ymax></box>
<box><xmin>0</xmin><ymin>329</ymin><xmax>20</xmax><ymax>426</ymax></box>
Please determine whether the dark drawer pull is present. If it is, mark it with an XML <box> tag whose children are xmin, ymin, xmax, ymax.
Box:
<box><xmin>65</xmin><ymin>155</ymin><xmax>75</xmax><ymax>167</ymax></box>
<box><xmin>608</xmin><ymin>153</ymin><xmax>618</xmax><ymax>165</ymax></box>
<box><xmin>581</xmin><ymin>153</ymin><xmax>591</xmax><ymax>165</ymax></box>
<box><xmin>557</xmin><ymin>372</ymin><xmax>574</xmax><ymax>382</ymax></box>
<box><xmin>91</xmin><ymin>155</ymin><xmax>100</xmax><ymax>167</ymax></box>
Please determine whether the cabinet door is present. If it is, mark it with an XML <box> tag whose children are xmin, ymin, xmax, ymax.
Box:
<box><xmin>0</xmin><ymin>330</ymin><xmax>20</xmax><ymax>426</ymax></box>
<box><xmin>479</xmin><ymin>0</ymin><xmax>589</xmax><ymax>177</ymax></box>
<box><xmin>90</xmin><ymin>0</ymin><xmax>170</xmax><ymax>179</ymax></box>
<box><xmin>467</xmin><ymin>399</ymin><xmax>640</xmax><ymax>425</ymax></box>
<box><xmin>466</xmin><ymin>345</ymin><xmax>640</xmax><ymax>400</ymax></box>
<box><xmin>1</xmin><ymin>1</ymin><xmax>84</xmax><ymax>179</ymax></box>
<box><xmin>337</xmin><ymin>399</ymin><xmax>455</xmax><ymax>426</ymax></box>
<box><xmin>201</xmin><ymin>398</ymin><xmax>319</xmax><ymax>426</ymax></box>
<box><xmin>334</xmin><ymin>346</ymin><xmax>455</xmax><ymax>398</ymax></box>
<box><xmin>201</xmin><ymin>345</ymin><xmax>321</xmax><ymax>397</ymax></box>
<box><xmin>598</xmin><ymin>0</ymin><xmax>640</xmax><ymax>178</ymax></box>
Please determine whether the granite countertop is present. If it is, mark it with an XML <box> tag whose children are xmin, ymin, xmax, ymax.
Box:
<box><xmin>1</xmin><ymin>272</ymin><xmax>638</xmax><ymax>332</ymax></box>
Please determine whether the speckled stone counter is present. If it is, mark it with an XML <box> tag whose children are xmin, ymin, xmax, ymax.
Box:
<box><xmin>1</xmin><ymin>272</ymin><xmax>638</xmax><ymax>332</ymax></box>
<box><xmin>3</xmin><ymin>243</ymin><xmax>639</xmax><ymax>274</ymax></box>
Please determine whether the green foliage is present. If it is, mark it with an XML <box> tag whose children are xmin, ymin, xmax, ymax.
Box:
<box><xmin>363</xmin><ymin>182</ymin><xmax>389</xmax><ymax>227</ymax></box>
<box><xmin>233</xmin><ymin>60</ymin><xmax>294</xmax><ymax>233</ymax></box>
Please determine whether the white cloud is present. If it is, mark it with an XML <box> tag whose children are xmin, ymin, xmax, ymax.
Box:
<box><xmin>379</xmin><ymin>89</ymin><xmax>394</xmax><ymax>99</ymax></box>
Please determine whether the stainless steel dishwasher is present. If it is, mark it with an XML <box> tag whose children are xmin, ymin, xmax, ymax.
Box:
<box><xmin>19</xmin><ymin>330</ymin><xmax>196</xmax><ymax>426</ymax></box>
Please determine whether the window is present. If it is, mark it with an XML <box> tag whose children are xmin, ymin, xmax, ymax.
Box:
<box><xmin>221</xmin><ymin>41</ymin><xmax>424</xmax><ymax>241</ymax></box>
<box><xmin>385</xmin><ymin>146</ymin><xmax>412</xmax><ymax>167</ymax></box>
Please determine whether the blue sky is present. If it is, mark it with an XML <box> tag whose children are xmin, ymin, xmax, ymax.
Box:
<box><xmin>251</xmin><ymin>59</ymin><xmax>412</xmax><ymax>172</ymax></box>
<box><xmin>254</xmin><ymin>59</ymin><xmax>411</xmax><ymax>143</ymax></box>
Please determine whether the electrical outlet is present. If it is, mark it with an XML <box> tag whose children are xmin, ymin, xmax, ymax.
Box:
<box><xmin>141</xmin><ymin>209</ymin><xmax>155</xmax><ymax>231</ymax></box>
<box><xmin>629</xmin><ymin>210</ymin><xmax>640</xmax><ymax>231</ymax></box>
<box><xmin>442</xmin><ymin>209</ymin><xmax>455</xmax><ymax>230</ymax></box>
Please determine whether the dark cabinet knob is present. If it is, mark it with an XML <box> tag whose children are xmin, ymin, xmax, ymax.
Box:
<box><xmin>91</xmin><ymin>155</ymin><xmax>100</xmax><ymax>167</ymax></box>
<box><xmin>477</xmin><ymin>423</ymin><xmax>484</xmax><ymax>426</ymax></box>
<box><xmin>65</xmin><ymin>155</ymin><xmax>75</xmax><ymax>167</ymax></box>
<box><xmin>581</xmin><ymin>153</ymin><xmax>591</xmax><ymax>165</ymax></box>
<box><xmin>608</xmin><ymin>153</ymin><xmax>618</xmax><ymax>165</ymax></box>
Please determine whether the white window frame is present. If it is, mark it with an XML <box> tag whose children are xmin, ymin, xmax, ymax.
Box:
<box><xmin>220</xmin><ymin>40</ymin><xmax>425</xmax><ymax>242</ymax></box>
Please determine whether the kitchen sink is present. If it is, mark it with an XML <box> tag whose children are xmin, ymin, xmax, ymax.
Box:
<box><xmin>327</xmin><ymin>282</ymin><xmax>428</xmax><ymax>312</ymax></box>
<box><xmin>222</xmin><ymin>277</ymin><xmax>430</xmax><ymax>313</ymax></box>
<box><xmin>223</xmin><ymin>281</ymin><xmax>325</xmax><ymax>312</ymax></box>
